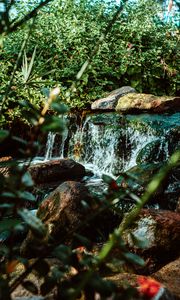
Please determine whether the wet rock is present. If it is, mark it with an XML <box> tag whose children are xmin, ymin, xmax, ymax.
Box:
<box><xmin>116</xmin><ymin>93</ymin><xmax>180</xmax><ymax>113</ymax></box>
<box><xmin>28</xmin><ymin>159</ymin><xmax>85</xmax><ymax>185</ymax></box>
<box><xmin>136</xmin><ymin>140</ymin><xmax>166</xmax><ymax>165</ymax></box>
<box><xmin>122</xmin><ymin>163</ymin><xmax>162</xmax><ymax>194</ymax></box>
<box><xmin>123</xmin><ymin>209</ymin><xmax>180</xmax><ymax>271</ymax></box>
<box><xmin>153</xmin><ymin>257</ymin><xmax>180</xmax><ymax>299</ymax></box>
<box><xmin>123</xmin><ymin>163</ymin><xmax>180</xmax><ymax>210</ymax></box>
<box><xmin>91</xmin><ymin>86</ymin><xmax>136</xmax><ymax>111</ymax></box>
<box><xmin>21</xmin><ymin>181</ymin><xmax>91</xmax><ymax>257</ymax></box>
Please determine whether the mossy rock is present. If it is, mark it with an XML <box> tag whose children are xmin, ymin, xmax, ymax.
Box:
<box><xmin>136</xmin><ymin>140</ymin><xmax>164</xmax><ymax>165</ymax></box>
<box><xmin>116</xmin><ymin>93</ymin><xmax>180</xmax><ymax>113</ymax></box>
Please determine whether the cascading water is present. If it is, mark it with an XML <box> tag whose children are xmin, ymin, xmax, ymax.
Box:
<box><xmin>44</xmin><ymin>132</ymin><xmax>56</xmax><ymax>161</ymax></box>
<box><xmin>68</xmin><ymin>114</ymin><xmax>157</xmax><ymax>177</ymax></box>
<box><xmin>43</xmin><ymin>112</ymin><xmax>180</xmax><ymax>178</ymax></box>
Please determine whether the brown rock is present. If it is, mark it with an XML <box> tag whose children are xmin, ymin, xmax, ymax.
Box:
<box><xmin>28</xmin><ymin>159</ymin><xmax>85</xmax><ymax>184</ymax></box>
<box><xmin>91</xmin><ymin>86</ymin><xmax>136</xmax><ymax>110</ymax></box>
<box><xmin>153</xmin><ymin>257</ymin><xmax>180</xmax><ymax>299</ymax></box>
<box><xmin>116</xmin><ymin>93</ymin><xmax>180</xmax><ymax>113</ymax></box>
<box><xmin>123</xmin><ymin>209</ymin><xmax>180</xmax><ymax>268</ymax></box>
<box><xmin>20</xmin><ymin>181</ymin><xmax>91</xmax><ymax>257</ymax></box>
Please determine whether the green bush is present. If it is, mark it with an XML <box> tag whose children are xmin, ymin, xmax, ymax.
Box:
<box><xmin>0</xmin><ymin>0</ymin><xmax>179</xmax><ymax>126</ymax></box>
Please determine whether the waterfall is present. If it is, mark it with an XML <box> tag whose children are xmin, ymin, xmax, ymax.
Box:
<box><xmin>42</xmin><ymin>112</ymin><xmax>180</xmax><ymax>178</ymax></box>
<box><xmin>68</xmin><ymin>116</ymin><xmax>157</xmax><ymax>177</ymax></box>
<box><xmin>44</xmin><ymin>132</ymin><xmax>56</xmax><ymax>161</ymax></box>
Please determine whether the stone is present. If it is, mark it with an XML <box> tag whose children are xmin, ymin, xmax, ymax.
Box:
<box><xmin>91</xmin><ymin>86</ymin><xmax>136</xmax><ymax>111</ymax></box>
<box><xmin>20</xmin><ymin>181</ymin><xmax>92</xmax><ymax>257</ymax></box>
<box><xmin>123</xmin><ymin>163</ymin><xmax>180</xmax><ymax>210</ymax></box>
<box><xmin>28</xmin><ymin>159</ymin><xmax>85</xmax><ymax>184</ymax></box>
<box><xmin>105</xmin><ymin>273</ymin><xmax>178</xmax><ymax>300</ymax></box>
<box><xmin>123</xmin><ymin>209</ymin><xmax>180</xmax><ymax>271</ymax></box>
<box><xmin>136</xmin><ymin>140</ymin><xmax>164</xmax><ymax>165</ymax></box>
<box><xmin>153</xmin><ymin>257</ymin><xmax>180</xmax><ymax>299</ymax></box>
<box><xmin>116</xmin><ymin>93</ymin><xmax>180</xmax><ymax>113</ymax></box>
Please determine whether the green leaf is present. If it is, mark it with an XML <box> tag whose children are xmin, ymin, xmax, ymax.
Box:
<box><xmin>34</xmin><ymin>259</ymin><xmax>50</xmax><ymax>277</ymax></box>
<box><xmin>52</xmin><ymin>245</ymin><xmax>71</xmax><ymax>264</ymax></box>
<box><xmin>41</xmin><ymin>87</ymin><xmax>50</xmax><ymax>98</ymax></box>
<box><xmin>0</xmin><ymin>231</ymin><xmax>10</xmax><ymax>242</ymax></box>
<box><xmin>0</xmin><ymin>219</ymin><xmax>21</xmax><ymax>233</ymax></box>
<box><xmin>122</xmin><ymin>252</ymin><xmax>145</xmax><ymax>266</ymax></box>
<box><xmin>51</xmin><ymin>266</ymin><xmax>64</xmax><ymax>280</ymax></box>
<box><xmin>18</xmin><ymin>209</ymin><xmax>47</xmax><ymax>238</ymax></box>
<box><xmin>42</xmin><ymin>116</ymin><xmax>66</xmax><ymax>133</ymax></box>
<box><xmin>40</xmin><ymin>277</ymin><xmax>56</xmax><ymax>296</ymax></box>
<box><xmin>102</xmin><ymin>174</ymin><xmax>113</xmax><ymax>184</ymax></box>
<box><xmin>0</xmin><ymin>203</ymin><xmax>14</xmax><ymax>208</ymax></box>
<box><xmin>22</xmin><ymin>280</ymin><xmax>38</xmax><ymax>295</ymax></box>
<box><xmin>74</xmin><ymin>233</ymin><xmax>92</xmax><ymax>250</ymax></box>
<box><xmin>1</xmin><ymin>192</ymin><xmax>17</xmax><ymax>199</ymax></box>
<box><xmin>0</xmin><ymin>277</ymin><xmax>11</xmax><ymax>300</ymax></box>
<box><xmin>21</xmin><ymin>172</ymin><xmax>34</xmax><ymax>187</ymax></box>
<box><xmin>51</xmin><ymin>102</ymin><xmax>69</xmax><ymax>114</ymax></box>
<box><xmin>130</xmin><ymin>232</ymin><xmax>149</xmax><ymax>249</ymax></box>
<box><xmin>17</xmin><ymin>191</ymin><xmax>36</xmax><ymax>202</ymax></box>
<box><xmin>0</xmin><ymin>130</ymin><xmax>9</xmax><ymax>142</ymax></box>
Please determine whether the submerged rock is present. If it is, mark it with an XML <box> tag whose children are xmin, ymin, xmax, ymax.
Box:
<box><xmin>28</xmin><ymin>159</ymin><xmax>85</xmax><ymax>184</ymax></box>
<box><xmin>116</xmin><ymin>93</ymin><xmax>180</xmax><ymax>113</ymax></box>
<box><xmin>91</xmin><ymin>86</ymin><xmax>136</xmax><ymax>111</ymax></box>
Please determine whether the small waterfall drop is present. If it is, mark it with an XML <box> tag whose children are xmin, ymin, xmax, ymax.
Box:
<box><xmin>44</xmin><ymin>132</ymin><xmax>56</xmax><ymax>161</ymax></box>
<box><xmin>42</xmin><ymin>112</ymin><xmax>180</xmax><ymax>178</ymax></box>
<box><xmin>68</xmin><ymin>116</ymin><xmax>157</xmax><ymax>177</ymax></box>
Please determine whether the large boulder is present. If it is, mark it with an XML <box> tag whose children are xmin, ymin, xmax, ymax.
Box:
<box><xmin>153</xmin><ymin>257</ymin><xmax>180</xmax><ymax>299</ymax></box>
<box><xmin>21</xmin><ymin>181</ymin><xmax>91</xmax><ymax>257</ymax></box>
<box><xmin>116</xmin><ymin>93</ymin><xmax>180</xmax><ymax>113</ymax></box>
<box><xmin>123</xmin><ymin>209</ymin><xmax>180</xmax><ymax>271</ymax></box>
<box><xmin>91</xmin><ymin>86</ymin><xmax>136</xmax><ymax>111</ymax></box>
<box><xmin>28</xmin><ymin>159</ymin><xmax>85</xmax><ymax>184</ymax></box>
